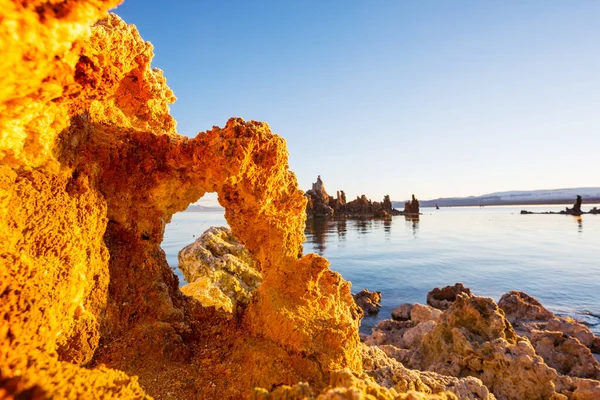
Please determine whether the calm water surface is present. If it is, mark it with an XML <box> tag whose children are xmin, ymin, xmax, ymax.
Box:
<box><xmin>163</xmin><ymin>205</ymin><xmax>600</xmax><ymax>334</ymax></box>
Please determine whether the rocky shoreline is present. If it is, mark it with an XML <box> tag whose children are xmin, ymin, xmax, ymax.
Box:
<box><xmin>2</xmin><ymin>3</ymin><xmax>598</xmax><ymax>399</ymax></box>
<box><xmin>355</xmin><ymin>283</ymin><xmax>600</xmax><ymax>399</ymax></box>
<box><xmin>521</xmin><ymin>195</ymin><xmax>600</xmax><ymax>216</ymax></box>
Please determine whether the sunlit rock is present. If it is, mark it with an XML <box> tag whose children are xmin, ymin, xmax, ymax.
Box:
<box><xmin>498</xmin><ymin>290</ymin><xmax>554</xmax><ymax>324</ymax></box>
<box><xmin>2</xmin><ymin>1</ymin><xmax>599</xmax><ymax>398</ymax></box>
<box><xmin>1</xmin><ymin>6</ymin><xmax>362</xmax><ymax>397</ymax></box>
<box><xmin>179</xmin><ymin>226</ymin><xmax>261</xmax><ymax>313</ymax></box>
<box><xmin>411</xmin><ymin>303</ymin><xmax>442</xmax><ymax>324</ymax></box>
<box><xmin>531</xmin><ymin>330</ymin><xmax>600</xmax><ymax>379</ymax></box>
<box><xmin>426</xmin><ymin>282</ymin><xmax>473</xmax><ymax>310</ymax></box>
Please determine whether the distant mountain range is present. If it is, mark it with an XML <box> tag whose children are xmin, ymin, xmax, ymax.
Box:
<box><xmin>393</xmin><ymin>187</ymin><xmax>600</xmax><ymax>208</ymax></box>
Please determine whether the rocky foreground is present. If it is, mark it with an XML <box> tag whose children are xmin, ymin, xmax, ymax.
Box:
<box><xmin>361</xmin><ymin>283</ymin><xmax>600</xmax><ymax>399</ymax></box>
<box><xmin>1</xmin><ymin>2</ymin><xmax>599</xmax><ymax>399</ymax></box>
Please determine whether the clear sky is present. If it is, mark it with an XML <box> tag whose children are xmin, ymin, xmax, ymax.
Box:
<box><xmin>113</xmin><ymin>1</ymin><xmax>599</xmax><ymax>202</ymax></box>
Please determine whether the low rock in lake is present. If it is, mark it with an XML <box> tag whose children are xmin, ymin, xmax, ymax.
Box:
<box><xmin>353</xmin><ymin>288</ymin><xmax>382</xmax><ymax>315</ymax></box>
<box><xmin>521</xmin><ymin>195</ymin><xmax>599</xmax><ymax>215</ymax></box>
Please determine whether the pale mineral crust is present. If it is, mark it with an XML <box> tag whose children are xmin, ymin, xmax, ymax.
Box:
<box><xmin>179</xmin><ymin>226</ymin><xmax>261</xmax><ymax>313</ymax></box>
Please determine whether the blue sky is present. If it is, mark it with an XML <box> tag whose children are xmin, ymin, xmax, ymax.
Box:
<box><xmin>113</xmin><ymin>1</ymin><xmax>599</xmax><ymax>201</ymax></box>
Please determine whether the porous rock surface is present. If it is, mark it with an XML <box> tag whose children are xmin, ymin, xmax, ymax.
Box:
<box><xmin>0</xmin><ymin>5</ymin><xmax>363</xmax><ymax>398</ymax></box>
<box><xmin>178</xmin><ymin>226</ymin><xmax>261</xmax><ymax>313</ymax></box>
<box><xmin>2</xmin><ymin>2</ymin><xmax>598</xmax><ymax>399</ymax></box>
<box><xmin>426</xmin><ymin>282</ymin><xmax>472</xmax><ymax>310</ymax></box>
<box><xmin>498</xmin><ymin>291</ymin><xmax>600</xmax><ymax>381</ymax></box>
<box><xmin>366</xmin><ymin>286</ymin><xmax>600</xmax><ymax>400</ymax></box>
<box><xmin>0</xmin><ymin>3</ymin><xmax>467</xmax><ymax>399</ymax></box>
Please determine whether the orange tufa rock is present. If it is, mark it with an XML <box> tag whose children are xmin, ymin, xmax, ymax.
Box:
<box><xmin>5</xmin><ymin>2</ymin><xmax>597</xmax><ymax>400</ymax></box>
<box><xmin>0</xmin><ymin>3</ymin><xmax>368</xmax><ymax>398</ymax></box>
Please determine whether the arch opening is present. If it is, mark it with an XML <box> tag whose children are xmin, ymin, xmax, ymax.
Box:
<box><xmin>162</xmin><ymin>192</ymin><xmax>262</xmax><ymax>314</ymax></box>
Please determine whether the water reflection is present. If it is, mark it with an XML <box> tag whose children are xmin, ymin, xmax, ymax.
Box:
<box><xmin>574</xmin><ymin>216</ymin><xmax>583</xmax><ymax>234</ymax></box>
<box><xmin>384</xmin><ymin>218</ymin><xmax>392</xmax><ymax>241</ymax></box>
<box><xmin>384</xmin><ymin>219</ymin><xmax>392</xmax><ymax>233</ymax></box>
<box><xmin>337</xmin><ymin>218</ymin><xmax>347</xmax><ymax>240</ymax></box>
<box><xmin>305</xmin><ymin>217</ymin><xmax>331</xmax><ymax>255</ymax></box>
<box><xmin>306</xmin><ymin>217</ymin><xmax>389</xmax><ymax>254</ymax></box>
<box><xmin>355</xmin><ymin>219</ymin><xmax>371</xmax><ymax>235</ymax></box>
<box><xmin>405</xmin><ymin>215</ymin><xmax>419</xmax><ymax>237</ymax></box>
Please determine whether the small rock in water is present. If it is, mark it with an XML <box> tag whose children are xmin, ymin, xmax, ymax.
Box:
<box><xmin>353</xmin><ymin>289</ymin><xmax>382</xmax><ymax>315</ymax></box>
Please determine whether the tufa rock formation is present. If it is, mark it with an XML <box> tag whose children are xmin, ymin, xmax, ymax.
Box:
<box><xmin>520</xmin><ymin>195</ymin><xmax>599</xmax><ymax>215</ymax></box>
<box><xmin>178</xmin><ymin>226</ymin><xmax>261</xmax><ymax>314</ymax></box>
<box><xmin>353</xmin><ymin>289</ymin><xmax>383</xmax><ymax>315</ymax></box>
<box><xmin>426</xmin><ymin>283</ymin><xmax>473</xmax><ymax>310</ymax></box>
<box><xmin>0</xmin><ymin>7</ymin><xmax>365</xmax><ymax>398</ymax></box>
<box><xmin>365</xmin><ymin>285</ymin><xmax>600</xmax><ymax>400</ymax></box>
<box><xmin>305</xmin><ymin>175</ymin><xmax>334</xmax><ymax>217</ymax></box>
<box><xmin>0</xmin><ymin>4</ymin><xmax>465</xmax><ymax>399</ymax></box>
<box><xmin>567</xmin><ymin>195</ymin><xmax>583</xmax><ymax>216</ymax></box>
<box><xmin>305</xmin><ymin>175</ymin><xmax>401</xmax><ymax>218</ymax></box>
<box><xmin>2</xmin><ymin>2</ymin><xmax>597</xmax><ymax>399</ymax></box>
<box><xmin>403</xmin><ymin>194</ymin><xmax>420</xmax><ymax>215</ymax></box>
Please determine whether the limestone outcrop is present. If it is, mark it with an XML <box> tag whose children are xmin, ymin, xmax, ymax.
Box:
<box><xmin>365</xmin><ymin>286</ymin><xmax>600</xmax><ymax>400</ymax></box>
<box><xmin>178</xmin><ymin>227</ymin><xmax>261</xmax><ymax>314</ymax></box>
<box><xmin>305</xmin><ymin>176</ymin><xmax>401</xmax><ymax>218</ymax></box>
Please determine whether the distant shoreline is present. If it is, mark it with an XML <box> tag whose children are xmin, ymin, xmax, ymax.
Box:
<box><xmin>184</xmin><ymin>206</ymin><xmax>224</xmax><ymax>212</ymax></box>
<box><xmin>419</xmin><ymin>200</ymin><xmax>600</xmax><ymax>208</ymax></box>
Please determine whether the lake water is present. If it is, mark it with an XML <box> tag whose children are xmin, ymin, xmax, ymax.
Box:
<box><xmin>163</xmin><ymin>205</ymin><xmax>600</xmax><ymax>335</ymax></box>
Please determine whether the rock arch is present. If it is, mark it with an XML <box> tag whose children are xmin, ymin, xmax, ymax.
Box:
<box><xmin>0</xmin><ymin>9</ymin><xmax>361</xmax><ymax>397</ymax></box>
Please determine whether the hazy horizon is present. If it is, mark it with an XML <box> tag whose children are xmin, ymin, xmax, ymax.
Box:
<box><xmin>115</xmin><ymin>1</ymin><xmax>599</xmax><ymax>201</ymax></box>
<box><xmin>195</xmin><ymin>185</ymin><xmax>600</xmax><ymax>208</ymax></box>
